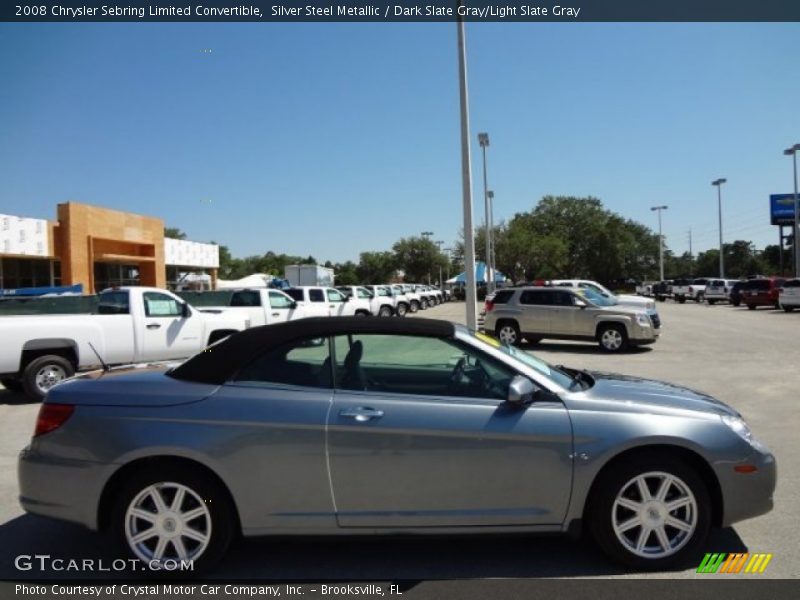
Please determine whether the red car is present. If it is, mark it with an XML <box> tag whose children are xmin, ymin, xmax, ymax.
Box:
<box><xmin>742</xmin><ymin>277</ymin><xmax>786</xmax><ymax>310</ymax></box>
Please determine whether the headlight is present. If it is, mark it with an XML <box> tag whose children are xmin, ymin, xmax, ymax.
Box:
<box><xmin>635</xmin><ymin>313</ymin><xmax>651</xmax><ymax>327</ymax></box>
<box><xmin>721</xmin><ymin>415</ymin><xmax>765</xmax><ymax>450</ymax></box>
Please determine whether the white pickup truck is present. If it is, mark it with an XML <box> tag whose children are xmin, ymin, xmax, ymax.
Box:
<box><xmin>196</xmin><ymin>288</ymin><xmax>308</xmax><ymax>327</ymax></box>
<box><xmin>285</xmin><ymin>286</ymin><xmax>372</xmax><ymax>317</ymax></box>
<box><xmin>337</xmin><ymin>285</ymin><xmax>395</xmax><ymax>317</ymax></box>
<box><xmin>671</xmin><ymin>277</ymin><xmax>709</xmax><ymax>303</ymax></box>
<box><xmin>0</xmin><ymin>287</ymin><xmax>249</xmax><ymax>400</ymax></box>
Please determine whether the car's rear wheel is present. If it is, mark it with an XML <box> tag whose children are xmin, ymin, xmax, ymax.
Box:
<box><xmin>696</xmin><ymin>292</ymin><xmax>704</xmax><ymax>303</ymax></box>
<box><xmin>378</xmin><ymin>305</ymin><xmax>393</xmax><ymax>317</ymax></box>
<box><xmin>784</xmin><ymin>305</ymin><xmax>795</xmax><ymax>312</ymax></box>
<box><xmin>112</xmin><ymin>466</ymin><xmax>234</xmax><ymax>574</ymax></box>
<box><xmin>677</xmin><ymin>297</ymin><xmax>686</xmax><ymax>304</ymax></box>
<box><xmin>22</xmin><ymin>355</ymin><xmax>75</xmax><ymax>401</ymax></box>
<box><xmin>410</xmin><ymin>300</ymin><xmax>420</xmax><ymax>313</ymax></box>
<box><xmin>598</xmin><ymin>324</ymin><xmax>628</xmax><ymax>352</ymax></box>
<box><xmin>588</xmin><ymin>456</ymin><xmax>711</xmax><ymax>570</ymax></box>
<box><xmin>707</xmin><ymin>299</ymin><xmax>716</xmax><ymax>305</ymax></box>
<box><xmin>420</xmin><ymin>298</ymin><xmax>429</xmax><ymax>310</ymax></box>
<box><xmin>355</xmin><ymin>310</ymin><xmax>370</xmax><ymax>317</ymax></box>
<box><xmin>495</xmin><ymin>321</ymin><xmax>521</xmax><ymax>346</ymax></box>
<box><xmin>747</xmin><ymin>304</ymin><xmax>756</xmax><ymax>310</ymax></box>
<box><xmin>395</xmin><ymin>303</ymin><xmax>408</xmax><ymax>317</ymax></box>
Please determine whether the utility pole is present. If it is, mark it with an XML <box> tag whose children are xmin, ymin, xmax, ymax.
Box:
<box><xmin>651</xmin><ymin>205</ymin><xmax>669</xmax><ymax>281</ymax></box>
<box><xmin>478</xmin><ymin>133</ymin><xmax>491</xmax><ymax>292</ymax></box>
<box><xmin>784</xmin><ymin>144</ymin><xmax>800</xmax><ymax>277</ymax></box>
<box><xmin>712</xmin><ymin>178</ymin><xmax>727</xmax><ymax>278</ymax></box>
<box><xmin>688</xmin><ymin>229</ymin><xmax>693</xmax><ymax>276</ymax></box>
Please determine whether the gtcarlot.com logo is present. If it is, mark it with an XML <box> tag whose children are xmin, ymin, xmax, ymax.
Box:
<box><xmin>697</xmin><ymin>553</ymin><xmax>773</xmax><ymax>574</ymax></box>
<box><xmin>14</xmin><ymin>554</ymin><xmax>193</xmax><ymax>572</ymax></box>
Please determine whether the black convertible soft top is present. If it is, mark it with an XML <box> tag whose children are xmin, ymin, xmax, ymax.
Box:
<box><xmin>168</xmin><ymin>316</ymin><xmax>456</xmax><ymax>385</ymax></box>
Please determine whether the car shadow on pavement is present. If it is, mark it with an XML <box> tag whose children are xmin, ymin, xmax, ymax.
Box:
<box><xmin>0</xmin><ymin>389</ymin><xmax>37</xmax><ymax>406</ymax></box>
<box><xmin>0</xmin><ymin>514</ymin><xmax>747</xmax><ymax>580</ymax></box>
<box><xmin>520</xmin><ymin>342</ymin><xmax>653</xmax><ymax>355</ymax></box>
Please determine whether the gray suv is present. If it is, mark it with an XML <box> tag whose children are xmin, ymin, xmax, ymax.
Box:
<box><xmin>483</xmin><ymin>286</ymin><xmax>659</xmax><ymax>352</ymax></box>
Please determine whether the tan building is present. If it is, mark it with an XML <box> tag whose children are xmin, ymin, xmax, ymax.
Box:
<box><xmin>0</xmin><ymin>202</ymin><xmax>219</xmax><ymax>294</ymax></box>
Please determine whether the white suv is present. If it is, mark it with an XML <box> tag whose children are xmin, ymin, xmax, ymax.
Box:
<box><xmin>779</xmin><ymin>279</ymin><xmax>800</xmax><ymax>312</ymax></box>
<box><xmin>705</xmin><ymin>279</ymin><xmax>740</xmax><ymax>305</ymax></box>
<box><xmin>338</xmin><ymin>285</ymin><xmax>394</xmax><ymax>317</ymax></box>
<box><xmin>286</xmin><ymin>287</ymin><xmax>371</xmax><ymax>317</ymax></box>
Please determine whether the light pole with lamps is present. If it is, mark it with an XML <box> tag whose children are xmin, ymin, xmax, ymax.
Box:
<box><xmin>487</xmin><ymin>190</ymin><xmax>495</xmax><ymax>292</ymax></box>
<box><xmin>784</xmin><ymin>144</ymin><xmax>800</xmax><ymax>277</ymax></box>
<box><xmin>711</xmin><ymin>178</ymin><xmax>727</xmax><ymax>278</ymax></box>
<box><xmin>478</xmin><ymin>133</ymin><xmax>491</xmax><ymax>293</ymax></box>
<box><xmin>435</xmin><ymin>240</ymin><xmax>445</xmax><ymax>287</ymax></box>
<box><xmin>421</xmin><ymin>231</ymin><xmax>434</xmax><ymax>284</ymax></box>
<box><xmin>650</xmin><ymin>205</ymin><xmax>668</xmax><ymax>281</ymax></box>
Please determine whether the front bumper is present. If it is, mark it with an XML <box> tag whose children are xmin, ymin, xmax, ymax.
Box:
<box><xmin>715</xmin><ymin>447</ymin><xmax>777</xmax><ymax>527</ymax></box>
<box><xmin>18</xmin><ymin>445</ymin><xmax>107</xmax><ymax>531</ymax></box>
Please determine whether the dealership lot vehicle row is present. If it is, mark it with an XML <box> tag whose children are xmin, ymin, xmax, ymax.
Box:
<box><xmin>0</xmin><ymin>301</ymin><xmax>797</xmax><ymax>578</ymax></box>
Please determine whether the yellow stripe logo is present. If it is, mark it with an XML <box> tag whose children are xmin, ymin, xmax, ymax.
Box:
<box><xmin>697</xmin><ymin>553</ymin><xmax>773</xmax><ymax>574</ymax></box>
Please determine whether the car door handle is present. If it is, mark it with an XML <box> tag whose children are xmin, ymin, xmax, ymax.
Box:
<box><xmin>271</xmin><ymin>312</ymin><xmax>280</xmax><ymax>317</ymax></box>
<box><xmin>339</xmin><ymin>407</ymin><xmax>384</xmax><ymax>422</ymax></box>
<box><xmin>146</xmin><ymin>323</ymin><xmax>161</xmax><ymax>330</ymax></box>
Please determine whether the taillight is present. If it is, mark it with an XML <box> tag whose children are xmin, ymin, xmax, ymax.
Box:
<box><xmin>485</xmin><ymin>300</ymin><xmax>494</xmax><ymax>312</ymax></box>
<box><xmin>689</xmin><ymin>286</ymin><xmax>694</xmax><ymax>293</ymax></box>
<box><xmin>34</xmin><ymin>403</ymin><xmax>74</xmax><ymax>437</ymax></box>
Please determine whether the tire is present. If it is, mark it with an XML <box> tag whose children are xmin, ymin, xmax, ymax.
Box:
<box><xmin>420</xmin><ymin>298</ymin><xmax>429</xmax><ymax>310</ymax></box>
<box><xmin>598</xmin><ymin>324</ymin><xmax>629</xmax><ymax>353</ymax></box>
<box><xmin>677</xmin><ymin>297</ymin><xmax>686</xmax><ymax>304</ymax></box>
<box><xmin>112</xmin><ymin>464</ymin><xmax>235</xmax><ymax>575</ymax></box>
<box><xmin>495</xmin><ymin>320</ymin><xmax>521</xmax><ymax>347</ymax></box>
<box><xmin>1</xmin><ymin>378</ymin><xmax>23</xmax><ymax>393</ymax></box>
<box><xmin>732</xmin><ymin>299</ymin><xmax>740</xmax><ymax>307</ymax></box>
<box><xmin>747</xmin><ymin>304</ymin><xmax>756</xmax><ymax>310</ymax></box>
<box><xmin>378</xmin><ymin>305</ymin><xmax>393</xmax><ymax>317</ymax></box>
<box><xmin>696</xmin><ymin>293</ymin><xmax>704</xmax><ymax>303</ymax></box>
<box><xmin>784</xmin><ymin>305</ymin><xmax>795</xmax><ymax>313</ymax></box>
<box><xmin>22</xmin><ymin>355</ymin><xmax>75</xmax><ymax>401</ymax></box>
<box><xmin>395</xmin><ymin>303</ymin><xmax>408</xmax><ymax>317</ymax></box>
<box><xmin>587</xmin><ymin>455</ymin><xmax>711</xmax><ymax>570</ymax></box>
<box><xmin>410</xmin><ymin>300</ymin><xmax>420</xmax><ymax>313</ymax></box>
<box><xmin>707</xmin><ymin>299</ymin><xmax>716</xmax><ymax>305</ymax></box>
<box><xmin>355</xmin><ymin>310</ymin><xmax>370</xmax><ymax>317</ymax></box>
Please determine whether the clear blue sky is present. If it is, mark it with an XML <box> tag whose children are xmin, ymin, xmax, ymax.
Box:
<box><xmin>1</xmin><ymin>22</ymin><xmax>798</xmax><ymax>262</ymax></box>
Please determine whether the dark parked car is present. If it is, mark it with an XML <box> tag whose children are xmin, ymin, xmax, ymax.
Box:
<box><xmin>19</xmin><ymin>318</ymin><xmax>775</xmax><ymax>573</ymax></box>
<box><xmin>741</xmin><ymin>278</ymin><xmax>786</xmax><ymax>310</ymax></box>
<box><xmin>730</xmin><ymin>281</ymin><xmax>746</xmax><ymax>307</ymax></box>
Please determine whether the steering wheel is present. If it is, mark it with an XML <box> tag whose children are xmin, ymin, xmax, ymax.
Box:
<box><xmin>448</xmin><ymin>357</ymin><xmax>468</xmax><ymax>390</ymax></box>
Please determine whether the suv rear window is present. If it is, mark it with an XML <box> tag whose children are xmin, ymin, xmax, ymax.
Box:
<box><xmin>744</xmin><ymin>280</ymin><xmax>770</xmax><ymax>290</ymax></box>
<box><xmin>492</xmin><ymin>290</ymin><xmax>515</xmax><ymax>304</ymax></box>
<box><xmin>784</xmin><ymin>279</ymin><xmax>800</xmax><ymax>288</ymax></box>
<box><xmin>285</xmin><ymin>289</ymin><xmax>304</xmax><ymax>301</ymax></box>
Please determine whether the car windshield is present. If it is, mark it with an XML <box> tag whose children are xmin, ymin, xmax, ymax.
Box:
<box><xmin>580</xmin><ymin>287</ymin><xmax>617</xmax><ymax>307</ymax></box>
<box><xmin>467</xmin><ymin>330</ymin><xmax>573</xmax><ymax>390</ymax></box>
<box><xmin>585</xmin><ymin>281</ymin><xmax>615</xmax><ymax>299</ymax></box>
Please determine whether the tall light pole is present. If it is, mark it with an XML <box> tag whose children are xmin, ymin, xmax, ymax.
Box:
<box><xmin>650</xmin><ymin>205</ymin><xmax>668</xmax><ymax>281</ymax></box>
<box><xmin>784</xmin><ymin>144</ymin><xmax>800</xmax><ymax>277</ymax></box>
<box><xmin>443</xmin><ymin>247</ymin><xmax>452</xmax><ymax>281</ymax></box>
<box><xmin>487</xmin><ymin>190</ymin><xmax>495</xmax><ymax>292</ymax></box>
<box><xmin>435</xmin><ymin>240</ymin><xmax>445</xmax><ymax>286</ymax></box>
<box><xmin>457</xmin><ymin>10</ymin><xmax>478</xmax><ymax>328</ymax></box>
<box><xmin>478</xmin><ymin>132</ymin><xmax>491</xmax><ymax>293</ymax></box>
<box><xmin>712</xmin><ymin>178</ymin><xmax>727</xmax><ymax>278</ymax></box>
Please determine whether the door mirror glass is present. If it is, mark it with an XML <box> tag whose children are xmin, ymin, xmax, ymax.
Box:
<box><xmin>507</xmin><ymin>375</ymin><xmax>535</xmax><ymax>405</ymax></box>
<box><xmin>181</xmin><ymin>302</ymin><xmax>191</xmax><ymax>318</ymax></box>
<box><xmin>574</xmin><ymin>299</ymin><xmax>587</xmax><ymax>308</ymax></box>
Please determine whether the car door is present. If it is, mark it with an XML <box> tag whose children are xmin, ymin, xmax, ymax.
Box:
<box><xmin>268</xmin><ymin>290</ymin><xmax>301</xmax><ymax>323</ymax></box>
<box><xmin>140</xmin><ymin>291</ymin><xmax>204</xmax><ymax>360</ymax></box>
<box><xmin>326</xmin><ymin>288</ymin><xmax>350</xmax><ymax>316</ymax></box>
<box><xmin>517</xmin><ymin>290</ymin><xmax>553</xmax><ymax>335</ymax></box>
<box><xmin>549</xmin><ymin>291</ymin><xmax>587</xmax><ymax>336</ymax></box>
<box><xmin>327</xmin><ymin>333</ymin><xmax>573</xmax><ymax>528</ymax></box>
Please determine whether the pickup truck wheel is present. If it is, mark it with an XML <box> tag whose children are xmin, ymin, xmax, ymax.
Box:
<box><xmin>598</xmin><ymin>325</ymin><xmax>628</xmax><ymax>353</ymax></box>
<box><xmin>22</xmin><ymin>355</ymin><xmax>75</xmax><ymax>400</ymax></box>
<box><xmin>395</xmin><ymin>303</ymin><xmax>408</xmax><ymax>317</ymax></box>
<box><xmin>677</xmin><ymin>297</ymin><xmax>686</xmax><ymax>304</ymax></box>
<box><xmin>410</xmin><ymin>300</ymin><xmax>420</xmax><ymax>313</ymax></box>
<box><xmin>378</xmin><ymin>306</ymin><xmax>393</xmax><ymax>317</ymax></box>
<box><xmin>706</xmin><ymin>299</ymin><xmax>716</xmax><ymax>305</ymax></box>
<box><xmin>747</xmin><ymin>304</ymin><xmax>756</xmax><ymax>310</ymax></box>
<box><xmin>355</xmin><ymin>310</ymin><xmax>370</xmax><ymax>317</ymax></box>
<box><xmin>113</xmin><ymin>465</ymin><xmax>234</xmax><ymax>575</ymax></box>
<box><xmin>495</xmin><ymin>321</ymin><xmax>521</xmax><ymax>347</ymax></box>
<box><xmin>420</xmin><ymin>298</ymin><xmax>429</xmax><ymax>310</ymax></box>
<box><xmin>1</xmin><ymin>378</ymin><xmax>23</xmax><ymax>393</ymax></box>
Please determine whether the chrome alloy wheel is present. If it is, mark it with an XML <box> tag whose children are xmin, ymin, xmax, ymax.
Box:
<box><xmin>35</xmin><ymin>365</ymin><xmax>67</xmax><ymax>393</ymax></box>
<box><xmin>124</xmin><ymin>482</ymin><xmax>212</xmax><ymax>564</ymax></box>
<box><xmin>600</xmin><ymin>328</ymin><xmax>623</xmax><ymax>351</ymax></box>
<box><xmin>612</xmin><ymin>471</ymin><xmax>698</xmax><ymax>559</ymax></box>
<box><xmin>497</xmin><ymin>325</ymin><xmax>518</xmax><ymax>345</ymax></box>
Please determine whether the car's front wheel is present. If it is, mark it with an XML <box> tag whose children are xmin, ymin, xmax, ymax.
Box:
<box><xmin>588</xmin><ymin>456</ymin><xmax>711</xmax><ymax>570</ymax></box>
<box><xmin>378</xmin><ymin>305</ymin><xmax>393</xmax><ymax>317</ymax></box>
<box><xmin>784</xmin><ymin>305</ymin><xmax>795</xmax><ymax>312</ymax></box>
<box><xmin>598</xmin><ymin>324</ymin><xmax>628</xmax><ymax>352</ymax></box>
<box><xmin>395</xmin><ymin>302</ymin><xmax>408</xmax><ymax>317</ymax></box>
<box><xmin>112</xmin><ymin>465</ymin><xmax>235</xmax><ymax>574</ymax></box>
<box><xmin>410</xmin><ymin>300</ymin><xmax>420</xmax><ymax>313</ymax></box>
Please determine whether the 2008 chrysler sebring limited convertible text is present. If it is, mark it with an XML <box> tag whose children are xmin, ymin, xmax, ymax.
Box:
<box><xmin>18</xmin><ymin>317</ymin><xmax>775</xmax><ymax>572</ymax></box>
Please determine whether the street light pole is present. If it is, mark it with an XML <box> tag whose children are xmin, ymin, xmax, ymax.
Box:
<box><xmin>435</xmin><ymin>240</ymin><xmax>445</xmax><ymax>287</ymax></box>
<box><xmin>421</xmin><ymin>231</ymin><xmax>434</xmax><ymax>284</ymax></box>
<box><xmin>478</xmin><ymin>132</ymin><xmax>491</xmax><ymax>293</ymax></box>
<box><xmin>784</xmin><ymin>144</ymin><xmax>800</xmax><ymax>277</ymax></box>
<box><xmin>712</xmin><ymin>178</ymin><xmax>727</xmax><ymax>278</ymax></box>
<box><xmin>650</xmin><ymin>205</ymin><xmax>668</xmax><ymax>281</ymax></box>
<box><xmin>457</xmin><ymin>10</ymin><xmax>478</xmax><ymax>328</ymax></box>
<box><xmin>487</xmin><ymin>190</ymin><xmax>495</xmax><ymax>292</ymax></box>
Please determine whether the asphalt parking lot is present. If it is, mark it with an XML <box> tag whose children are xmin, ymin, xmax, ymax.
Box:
<box><xmin>0</xmin><ymin>299</ymin><xmax>797</xmax><ymax>580</ymax></box>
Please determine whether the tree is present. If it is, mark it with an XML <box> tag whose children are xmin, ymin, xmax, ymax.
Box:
<box><xmin>356</xmin><ymin>252</ymin><xmax>396</xmax><ymax>284</ymax></box>
<box><xmin>333</xmin><ymin>261</ymin><xmax>359</xmax><ymax>285</ymax></box>
<box><xmin>392</xmin><ymin>236</ymin><xmax>448</xmax><ymax>283</ymax></box>
<box><xmin>164</xmin><ymin>227</ymin><xmax>187</xmax><ymax>240</ymax></box>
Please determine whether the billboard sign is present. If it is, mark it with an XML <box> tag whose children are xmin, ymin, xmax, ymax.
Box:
<box><xmin>770</xmin><ymin>194</ymin><xmax>797</xmax><ymax>226</ymax></box>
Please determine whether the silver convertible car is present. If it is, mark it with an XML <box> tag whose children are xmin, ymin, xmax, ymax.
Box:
<box><xmin>18</xmin><ymin>317</ymin><xmax>775</xmax><ymax>572</ymax></box>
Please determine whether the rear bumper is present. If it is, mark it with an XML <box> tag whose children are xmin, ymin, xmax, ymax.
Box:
<box><xmin>18</xmin><ymin>445</ymin><xmax>106</xmax><ymax>531</ymax></box>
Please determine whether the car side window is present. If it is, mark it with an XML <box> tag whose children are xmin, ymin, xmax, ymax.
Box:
<box><xmin>269</xmin><ymin>291</ymin><xmax>294</xmax><ymax>309</ymax></box>
<box><xmin>357</xmin><ymin>288</ymin><xmax>372</xmax><ymax>299</ymax></box>
<box><xmin>327</xmin><ymin>289</ymin><xmax>346</xmax><ymax>302</ymax></box>
<box><xmin>553</xmin><ymin>291</ymin><xmax>575</xmax><ymax>306</ymax></box>
<box><xmin>143</xmin><ymin>292</ymin><xmax>182</xmax><ymax>317</ymax></box>
<box><xmin>519</xmin><ymin>291</ymin><xmax>551</xmax><ymax>305</ymax></box>
<box><xmin>231</xmin><ymin>291</ymin><xmax>261</xmax><ymax>307</ymax></box>
<box><xmin>309</xmin><ymin>289</ymin><xmax>325</xmax><ymax>302</ymax></box>
<box><xmin>232</xmin><ymin>337</ymin><xmax>332</xmax><ymax>388</ymax></box>
<box><xmin>98</xmin><ymin>291</ymin><xmax>130</xmax><ymax>315</ymax></box>
<box><xmin>332</xmin><ymin>334</ymin><xmax>514</xmax><ymax>401</ymax></box>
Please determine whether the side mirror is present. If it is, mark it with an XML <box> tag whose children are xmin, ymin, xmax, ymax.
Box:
<box><xmin>290</xmin><ymin>301</ymin><xmax>298</xmax><ymax>309</ymax></box>
<box><xmin>181</xmin><ymin>302</ymin><xmax>191</xmax><ymax>318</ymax></box>
<box><xmin>574</xmin><ymin>299</ymin><xmax>587</xmax><ymax>308</ymax></box>
<box><xmin>507</xmin><ymin>375</ymin><xmax>536</xmax><ymax>406</ymax></box>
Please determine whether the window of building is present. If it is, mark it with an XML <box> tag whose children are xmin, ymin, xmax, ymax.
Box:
<box><xmin>0</xmin><ymin>257</ymin><xmax>55</xmax><ymax>290</ymax></box>
<box><xmin>93</xmin><ymin>263</ymin><xmax>140</xmax><ymax>292</ymax></box>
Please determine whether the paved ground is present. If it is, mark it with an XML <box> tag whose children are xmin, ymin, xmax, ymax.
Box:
<box><xmin>0</xmin><ymin>299</ymin><xmax>797</xmax><ymax>580</ymax></box>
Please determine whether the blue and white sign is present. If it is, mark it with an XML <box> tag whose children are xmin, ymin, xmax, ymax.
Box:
<box><xmin>770</xmin><ymin>194</ymin><xmax>798</xmax><ymax>226</ymax></box>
